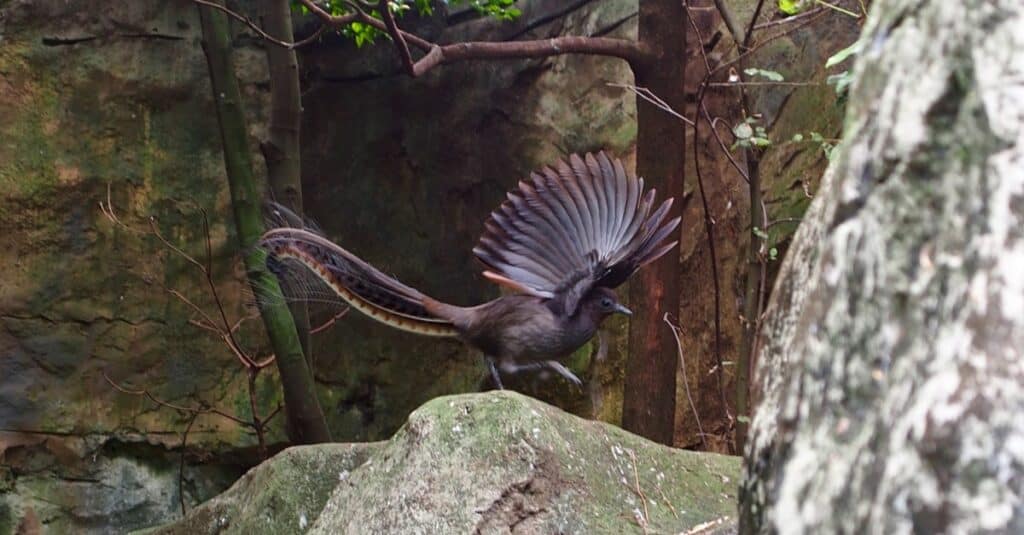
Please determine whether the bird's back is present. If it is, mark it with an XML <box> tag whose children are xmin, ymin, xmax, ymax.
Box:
<box><xmin>445</xmin><ymin>295</ymin><xmax>597</xmax><ymax>362</ymax></box>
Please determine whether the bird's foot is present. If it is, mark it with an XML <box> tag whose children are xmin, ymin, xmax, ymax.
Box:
<box><xmin>544</xmin><ymin>360</ymin><xmax>583</xmax><ymax>387</ymax></box>
<box><xmin>484</xmin><ymin>356</ymin><xmax>505</xmax><ymax>390</ymax></box>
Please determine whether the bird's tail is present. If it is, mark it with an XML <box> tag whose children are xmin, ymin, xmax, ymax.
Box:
<box><xmin>258</xmin><ymin>207</ymin><xmax>459</xmax><ymax>338</ymax></box>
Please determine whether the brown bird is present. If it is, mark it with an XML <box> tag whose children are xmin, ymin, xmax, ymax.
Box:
<box><xmin>259</xmin><ymin>152</ymin><xmax>679</xmax><ymax>388</ymax></box>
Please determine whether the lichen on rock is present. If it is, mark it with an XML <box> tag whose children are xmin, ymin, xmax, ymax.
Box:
<box><xmin>155</xmin><ymin>392</ymin><xmax>740</xmax><ymax>534</ymax></box>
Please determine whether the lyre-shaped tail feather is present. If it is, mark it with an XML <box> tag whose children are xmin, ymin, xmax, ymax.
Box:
<box><xmin>259</xmin><ymin>226</ymin><xmax>459</xmax><ymax>338</ymax></box>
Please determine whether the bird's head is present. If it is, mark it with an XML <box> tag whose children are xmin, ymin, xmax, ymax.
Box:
<box><xmin>582</xmin><ymin>287</ymin><xmax>632</xmax><ymax>321</ymax></box>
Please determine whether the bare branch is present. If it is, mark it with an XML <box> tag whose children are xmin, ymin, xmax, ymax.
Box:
<box><xmin>310</xmin><ymin>307</ymin><xmax>351</xmax><ymax>334</ymax></box>
<box><xmin>707</xmin><ymin>114</ymin><xmax>751</xmax><ymax>183</ymax></box>
<box><xmin>296</xmin><ymin>0</ymin><xmax>653</xmax><ymax>76</ymax></box>
<box><xmin>191</xmin><ymin>0</ymin><xmax>334</xmax><ymax>49</ymax></box>
<box><xmin>712</xmin><ymin>0</ymin><xmax>748</xmax><ymax>46</ymax></box>
<box><xmin>606</xmin><ymin>83</ymin><xmax>696</xmax><ymax>127</ymax></box>
<box><xmin>103</xmin><ymin>372</ymin><xmax>250</xmax><ymax>426</ymax></box>
<box><xmin>378</xmin><ymin>0</ymin><xmax>415</xmax><ymax>76</ymax></box>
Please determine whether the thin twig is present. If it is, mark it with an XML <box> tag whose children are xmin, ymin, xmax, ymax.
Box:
<box><xmin>813</xmin><ymin>0</ymin><xmax>861</xmax><ymax>18</ymax></box>
<box><xmin>742</xmin><ymin>0</ymin><xmax>768</xmax><ymax>51</ymax></box>
<box><xmin>657</xmin><ymin>485</ymin><xmax>679</xmax><ymax>519</ymax></box>
<box><xmin>712</xmin><ymin>8</ymin><xmax>829</xmax><ymax>78</ymax></box>
<box><xmin>684</xmin><ymin>5</ymin><xmax>731</xmax><ymax>437</ymax></box>
<box><xmin>707</xmin><ymin>114</ymin><xmax>751</xmax><ymax>183</ymax></box>
<box><xmin>753</xmin><ymin>7</ymin><xmax>825</xmax><ymax>30</ymax></box>
<box><xmin>309</xmin><ymin>307</ymin><xmax>351</xmax><ymax>334</ymax></box>
<box><xmin>623</xmin><ymin>449</ymin><xmax>649</xmax><ymax>534</ymax></box>
<box><xmin>192</xmin><ymin>0</ymin><xmax>292</xmax><ymax>49</ymax></box>
<box><xmin>606</xmin><ymin>83</ymin><xmax>696</xmax><ymax>126</ymax></box>
<box><xmin>766</xmin><ymin>217</ymin><xmax>802</xmax><ymax>228</ymax></box>
<box><xmin>665</xmin><ymin>314</ymin><xmax>707</xmax><ymax>450</ymax></box>
<box><xmin>103</xmin><ymin>372</ymin><xmax>250</xmax><ymax>425</ymax></box>
<box><xmin>707</xmin><ymin>80</ymin><xmax>821</xmax><ymax>87</ymax></box>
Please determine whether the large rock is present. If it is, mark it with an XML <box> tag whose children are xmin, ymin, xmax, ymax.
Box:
<box><xmin>153</xmin><ymin>392</ymin><xmax>741</xmax><ymax>534</ymax></box>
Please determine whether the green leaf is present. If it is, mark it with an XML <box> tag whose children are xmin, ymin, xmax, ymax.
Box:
<box><xmin>792</xmin><ymin>133</ymin><xmax>804</xmax><ymax>142</ymax></box>
<box><xmin>744</xmin><ymin>68</ymin><xmax>784</xmax><ymax>81</ymax></box>
<box><xmin>737</xmin><ymin>415</ymin><xmax>752</xmax><ymax>424</ymax></box>
<box><xmin>769</xmin><ymin>247</ymin><xmax>779</xmax><ymax>261</ymax></box>
<box><xmin>733</xmin><ymin>122</ymin><xmax>754</xmax><ymax>140</ymax></box>
<box><xmin>778</xmin><ymin>0</ymin><xmax>804</xmax><ymax>15</ymax></box>
<box><xmin>752</xmin><ymin>227</ymin><xmax>769</xmax><ymax>240</ymax></box>
<box><xmin>827</xmin><ymin>71</ymin><xmax>853</xmax><ymax>96</ymax></box>
<box><xmin>826</xmin><ymin>40</ymin><xmax>859</xmax><ymax>68</ymax></box>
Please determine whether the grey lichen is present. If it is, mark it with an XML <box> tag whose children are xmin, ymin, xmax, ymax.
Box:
<box><xmin>741</xmin><ymin>1</ymin><xmax>1024</xmax><ymax>533</ymax></box>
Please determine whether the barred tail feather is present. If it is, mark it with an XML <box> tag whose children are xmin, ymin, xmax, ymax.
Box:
<box><xmin>260</xmin><ymin>228</ymin><xmax>459</xmax><ymax>338</ymax></box>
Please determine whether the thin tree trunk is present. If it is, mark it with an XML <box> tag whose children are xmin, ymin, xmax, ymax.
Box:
<box><xmin>622</xmin><ymin>0</ymin><xmax>686</xmax><ymax>446</ymax></box>
<box><xmin>740</xmin><ymin>0</ymin><xmax>1024</xmax><ymax>531</ymax></box>
<box><xmin>197</xmin><ymin>1</ymin><xmax>331</xmax><ymax>444</ymax></box>
<box><xmin>259</xmin><ymin>0</ymin><xmax>312</xmax><ymax>366</ymax></box>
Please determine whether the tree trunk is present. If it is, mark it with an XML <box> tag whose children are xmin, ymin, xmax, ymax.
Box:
<box><xmin>259</xmin><ymin>0</ymin><xmax>313</xmax><ymax>366</ymax></box>
<box><xmin>197</xmin><ymin>2</ymin><xmax>331</xmax><ymax>445</ymax></box>
<box><xmin>740</xmin><ymin>0</ymin><xmax>1024</xmax><ymax>532</ymax></box>
<box><xmin>622</xmin><ymin>0</ymin><xmax>686</xmax><ymax>446</ymax></box>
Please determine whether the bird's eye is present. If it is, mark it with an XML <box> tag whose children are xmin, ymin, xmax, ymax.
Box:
<box><xmin>600</xmin><ymin>297</ymin><xmax>613</xmax><ymax>308</ymax></box>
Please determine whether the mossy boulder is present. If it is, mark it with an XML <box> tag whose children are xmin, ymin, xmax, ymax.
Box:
<box><xmin>152</xmin><ymin>392</ymin><xmax>740</xmax><ymax>534</ymax></box>
<box><xmin>141</xmin><ymin>443</ymin><xmax>379</xmax><ymax>535</ymax></box>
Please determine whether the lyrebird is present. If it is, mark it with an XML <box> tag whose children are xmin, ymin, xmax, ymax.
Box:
<box><xmin>260</xmin><ymin>152</ymin><xmax>679</xmax><ymax>388</ymax></box>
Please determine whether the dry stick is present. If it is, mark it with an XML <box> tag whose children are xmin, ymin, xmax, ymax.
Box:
<box><xmin>665</xmin><ymin>314</ymin><xmax>707</xmax><ymax>450</ymax></box>
<box><xmin>625</xmin><ymin>449</ymin><xmax>650</xmax><ymax>534</ymax></box>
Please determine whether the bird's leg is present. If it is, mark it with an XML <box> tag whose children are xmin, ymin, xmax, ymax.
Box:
<box><xmin>544</xmin><ymin>360</ymin><xmax>583</xmax><ymax>387</ymax></box>
<box><xmin>484</xmin><ymin>355</ymin><xmax>504</xmax><ymax>390</ymax></box>
<box><xmin>501</xmin><ymin>360</ymin><xmax>584</xmax><ymax>387</ymax></box>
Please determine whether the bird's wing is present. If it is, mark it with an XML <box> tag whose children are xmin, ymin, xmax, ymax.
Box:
<box><xmin>473</xmin><ymin>151</ymin><xmax>680</xmax><ymax>315</ymax></box>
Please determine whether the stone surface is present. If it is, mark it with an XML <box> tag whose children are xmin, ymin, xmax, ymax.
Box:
<box><xmin>141</xmin><ymin>442</ymin><xmax>379</xmax><ymax>535</ymax></box>
<box><xmin>741</xmin><ymin>0</ymin><xmax>1024</xmax><ymax>532</ymax></box>
<box><xmin>154</xmin><ymin>392</ymin><xmax>740</xmax><ymax>534</ymax></box>
<box><xmin>0</xmin><ymin>432</ymin><xmax>246</xmax><ymax>534</ymax></box>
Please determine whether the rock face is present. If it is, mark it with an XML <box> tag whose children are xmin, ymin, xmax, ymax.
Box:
<box><xmin>740</xmin><ymin>0</ymin><xmax>1024</xmax><ymax>532</ymax></box>
<box><xmin>141</xmin><ymin>443</ymin><xmax>378</xmax><ymax>535</ymax></box>
<box><xmin>153</xmin><ymin>392</ymin><xmax>740</xmax><ymax>534</ymax></box>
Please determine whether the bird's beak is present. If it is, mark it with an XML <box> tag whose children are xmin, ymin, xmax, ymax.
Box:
<box><xmin>613</xmin><ymin>303</ymin><xmax>633</xmax><ymax>316</ymax></box>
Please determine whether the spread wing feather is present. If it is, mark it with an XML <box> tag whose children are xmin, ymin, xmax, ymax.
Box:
<box><xmin>473</xmin><ymin>151</ymin><xmax>681</xmax><ymax>314</ymax></box>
